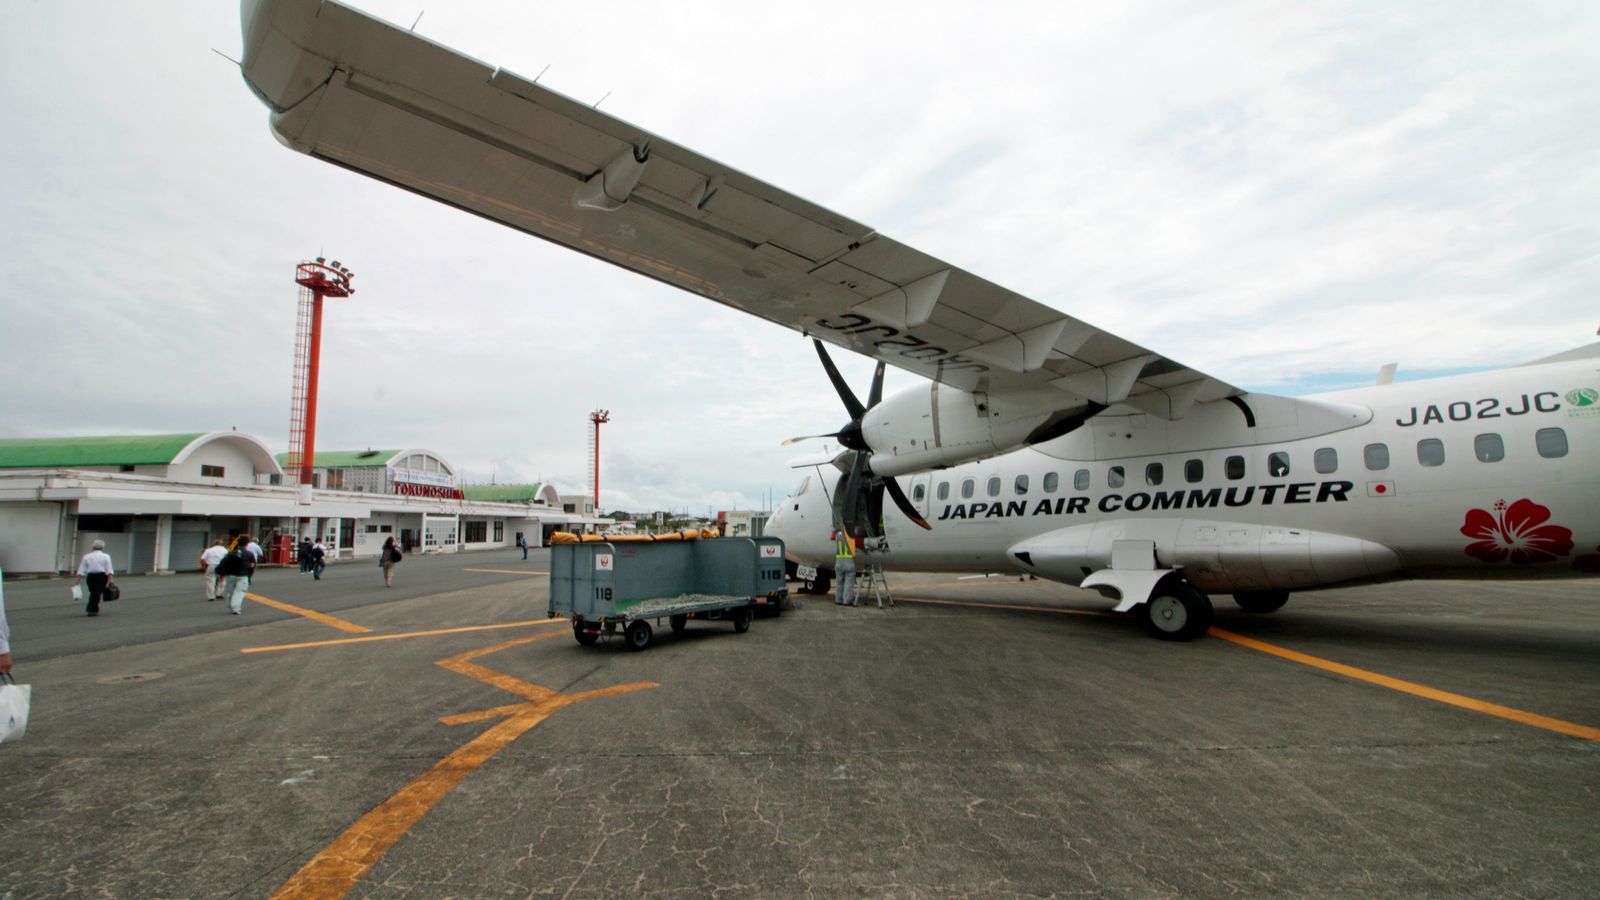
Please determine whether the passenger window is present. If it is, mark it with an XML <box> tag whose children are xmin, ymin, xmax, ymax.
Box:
<box><xmin>1536</xmin><ymin>427</ymin><xmax>1568</xmax><ymax>458</ymax></box>
<box><xmin>987</xmin><ymin>476</ymin><xmax>1001</xmax><ymax>497</ymax></box>
<box><xmin>1043</xmin><ymin>472</ymin><xmax>1059</xmax><ymax>493</ymax></box>
<box><xmin>961</xmin><ymin>479</ymin><xmax>975</xmax><ymax>499</ymax></box>
<box><xmin>1185</xmin><ymin>459</ymin><xmax>1204</xmax><ymax>483</ymax></box>
<box><xmin>1014</xmin><ymin>474</ymin><xmax>1029</xmax><ymax>495</ymax></box>
<box><xmin>1417</xmin><ymin>438</ymin><xmax>1445</xmax><ymax>467</ymax></box>
<box><xmin>1074</xmin><ymin>469</ymin><xmax>1090</xmax><ymax>491</ymax></box>
<box><xmin>912</xmin><ymin>483</ymin><xmax>926</xmax><ymax>501</ymax></box>
<box><xmin>1364</xmin><ymin>443</ymin><xmax>1390</xmax><ymax>471</ymax></box>
<box><xmin>1145</xmin><ymin>463</ymin><xmax>1163</xmax><ymax>486</ymax></box>
<box><xmin>937</xmin><ymin>482</ymin><xmax>949</xmax><ymax>501</ymax></box>
<box><xmin>1314</xmin><ymin>448</ymin><xmax>1338</xmax><ymax>474</ymax></box>
<box><xmin>1268</xmin><ymin>452</ymin><xmax>1290</xmax><ymax>477</ymax></box>
<box><xmin>1225</xmin><ymin>456</ymin><xmax>1245</xmax><ymax>480</ymax></box>
<box><xmin>1108</xmin><ymin>466</ymin><xmax>1125</xmax><ymax>488</ymax></box>
<box><xmin>1475</xmin><ymin>433</ymin><xmax>1504</xmax><ymax>463</ymax></box>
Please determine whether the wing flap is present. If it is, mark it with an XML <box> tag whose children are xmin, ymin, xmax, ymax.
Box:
<box><xmin>243</xmin><ymin>0</ymin><xmax>1238</xmax><ymax>406</ymax></box>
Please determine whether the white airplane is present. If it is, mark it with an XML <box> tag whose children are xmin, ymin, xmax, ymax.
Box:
<box><xmin>239</xmin><ymin>1</ymin><xmax>1598</xmax><ymax>639</ymax></box>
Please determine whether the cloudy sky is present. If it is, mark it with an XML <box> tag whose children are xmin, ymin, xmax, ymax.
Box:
<box><xmin>1</xmin><ymin>1</ymin><xmax>1595</xmax><ymax>513</ymax></box>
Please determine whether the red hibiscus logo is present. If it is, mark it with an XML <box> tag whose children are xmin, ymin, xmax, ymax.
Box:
<box><xmin>1460</xmin><ymin>499</ymin><xmax>1574</xmax><ymax>564</ymax></box>
<box><xmin>1575</xmin><ymin>546</ymin><xmax>1600</xmax><ymax>574</ymax></box>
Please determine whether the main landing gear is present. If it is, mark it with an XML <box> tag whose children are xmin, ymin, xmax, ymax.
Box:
<box><xmin>1143</xmin><ymin>578</ymin><xmax>1214</xmax><ymax>642</ymax></box>
<box><xmin>1232</xmin><ymin>589</ymin><xmax>1290</xmax><ymax>613</ymax></box>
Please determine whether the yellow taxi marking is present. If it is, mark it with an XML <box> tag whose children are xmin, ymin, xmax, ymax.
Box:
<box><xmin>239</xmin><ymin>618</ymin><xmax>565</xmax><ymax>654</ymax></box>
<box><xmin>887</xmin><ymin>593</ymin><xmax>1598</xmax><ymax>741</ymax></box>
<box><xmin>463</xmin><ymin>568</ymin><xmax>549</xmax><ymax>576</ymax></box>
<box><xmin>245</xmin><ymin>593</ymin><xmax>372</xmax><ymax>634</ymax></box>
<box><xmin>1209</xmin><ymin>628</ymin><xmax>1600</xmax><ymax>742</ymax></box>
<box><xmin>271</xmin><ymin>632</ymin><xmax>657</xmax><ymax>899</ymax></box>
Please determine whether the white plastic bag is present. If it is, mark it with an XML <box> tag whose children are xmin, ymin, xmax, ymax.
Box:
<box><xmin>0</xmin><ymin>680</ymin><xmax>30</xmax><ymax>743</ymax></box>
<box><xmin>72</xmin><ymin>585</ymin><xmax>83</xmax><ymax>602</ymax></box>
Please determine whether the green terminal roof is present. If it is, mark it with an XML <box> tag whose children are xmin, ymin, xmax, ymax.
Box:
<box><xmin>460</xmin><ymin>483</ymin><xmax>554</xmax><ymax>503</ymax></box>
<box><xmin>273</xmin><ymin>449</ymin><xmax>403</xmax><ymax>468</ymax></box>
<box><xmin>0</xmin><ymin>433</ymin><xmax>206</xmax><ymax>469</ymax></box>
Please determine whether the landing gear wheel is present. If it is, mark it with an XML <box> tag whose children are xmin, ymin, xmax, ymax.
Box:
<box><xmin>803</xmin><ymin>573</ymin><xmax>832</xmax><ymax>595</ymax></box>
<box><xmin>624</xmin><ymin>620</ymin><xmax>653</xmax><ymax>651</ymax></box>
<box><xmin>1233</xmin><ymin>589</ymin><xmax>1289</xmax><ymax>613</ymax></box>
<box><xmin>1144</xmin><ymin>581</ymin><xmax>1213</xmax><ymax>641</ymax></box>
<box><xmin>669</xmin><ymin>614</ymin><xmax>688</xmax><ymax>632</ymax></box>
<box><xmin>732</xmin><ymin>607</ymin><xmax>753</xmax><ymax>633</ymax></box>
<box><xmin>573</xmin><ymin>623</ymin><xmax>599</xmax><ymax>646</ymax></box>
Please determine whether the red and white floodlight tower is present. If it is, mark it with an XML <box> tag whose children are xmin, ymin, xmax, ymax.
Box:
<box><xmin>286</xmin><ymin>258</ymin><xmax>355</xmax><ymax>496</ymax></box>
<box><xmin>588</xmin><ymin>409</ymin><xmax>610</xmax><ymax>509</ymax></box>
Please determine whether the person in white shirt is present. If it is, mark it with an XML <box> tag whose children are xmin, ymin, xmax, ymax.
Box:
<box><xmin>199</xmin><ymin>540</ymin><xmax>229</xmax><ymax>601</ymax></box>
<box><xmin>75</xmin><ymin>540</ymin><xmax>116</xmax><ymax>617</ymax></box>
<box><xmin>245</xmin><ymin>538</ymin><xmax>264</xmax><ymax>563</ymax></box>
<box><xmin>1</xmin><ymin>566</ymin><xmax>13</xmax><ymax>676</ymax></box>
<box><xmin>310</xmin><ymin>540</ymin><xmax>328</xmax><ymax>579</ymax></box>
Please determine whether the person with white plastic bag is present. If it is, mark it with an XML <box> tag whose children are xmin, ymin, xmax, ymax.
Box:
<box><xmin>1</xmin><ymin>564</ymin><xmax>29</xmax><ymax>744</ymax></box>
<box><xmin>75</xmin><ymin>539</ymin><xmax>116</xmax><ymax>617</ymax></box>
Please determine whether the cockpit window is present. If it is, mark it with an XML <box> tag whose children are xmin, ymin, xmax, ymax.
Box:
<box><xmin>793</xmin><ymin>477</ymin><xmax>810</xmax><ymax>497</ymax></box>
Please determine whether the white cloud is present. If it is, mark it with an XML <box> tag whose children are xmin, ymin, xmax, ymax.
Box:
<box><xmin>1</xmin><ymin>1</ymin><xmax>1596</xmax><ymax>512</ymax></box>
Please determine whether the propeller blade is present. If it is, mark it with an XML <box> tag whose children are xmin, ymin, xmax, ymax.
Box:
<box><xmin>813</xmin><ymin>339</ymin><xmax>865</xmax><ymax>421</ymax></box>
<box><xmin>867</xmin><ymin>360</ymin><xmax>886</xmax><ymax>409</ymax></box>
<box><xmin>882</xmin><ymin>476</ymin><xmax>932</xmax><ymax>530</ymax></box>
<box><xmin>781</xmin><ymin>431</ymin><xmax>840</xmax><ymax>446</ymax></box>
<box><xmin>840</xmin><ymin>450</ymin><xmax>868</xmax><ymax>528</ymax></box>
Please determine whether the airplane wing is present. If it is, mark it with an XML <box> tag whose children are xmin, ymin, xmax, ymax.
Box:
<box><xmin>241</xmin><ymin>0</ymin><xmax>1238</xmax><ymax>414</ymax></box>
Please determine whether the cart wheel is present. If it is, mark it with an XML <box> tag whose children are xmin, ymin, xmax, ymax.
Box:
<box><xmin>732</xmin><ymin>607</ymin><xmax>753</xmax><ymax>633</ymax></box>
<box><xmin>670</xmin><ymin>614</ymin><xmax>688</xmax><ymax>632</ymax></box>
<box><xmin>573</xmin><ymin>623</ymin><xmax>599</xmax><ymax>646</ymax></box>
<box><xmin>624</xmin><ymin>620</ymin><xmax>653</xmax><ymax>651</ymax></box>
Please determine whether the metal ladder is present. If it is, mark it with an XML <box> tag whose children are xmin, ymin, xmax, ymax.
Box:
<box><xmin>862</xmin><ymin>562</ymin><xmax>893</xmax><ymax>609</ymax></box>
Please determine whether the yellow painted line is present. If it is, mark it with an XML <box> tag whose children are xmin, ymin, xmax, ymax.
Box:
<box><xmin>887</xmin><ymin>590</ymin><xmax>1598</xmax><ymax>742</ymax></box>
<box><xmin>463</xmin><ymin>568</ymin><xmax>549</xmax><ymax>576</ymax></box>
<box><xmin>1209</xmin><ymin>628</ymin><xmax>1600</xmax><ymax>742</ymax></box>
<box><xmin>240</xmin><ymin>618</ymin><xmax>565</xmax><ymax>654</ymax></box>
<box><xmin>245</xmin><ymin>593</ymin><xmax>371</xmax><ymax>634</ymax></box>
<box><xmin>271</xmin><ymin>631</ymin><xmax>657</xmax><ymax>899</ymax></box>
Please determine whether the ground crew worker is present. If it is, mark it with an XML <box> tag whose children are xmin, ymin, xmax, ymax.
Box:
<box><xmin>834</xmin><ymin>529</ymin><xmax>857</xmax><ymax>607</ymax></box>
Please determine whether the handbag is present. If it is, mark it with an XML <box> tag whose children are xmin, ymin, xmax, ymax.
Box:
<box><xmin>105</xmin><ymin>582</ymin><xmax>121</xmax><ymax>602</ymax></box>
<box><xmin>72</xmin><ymin>584</ymin><xmax>84</xmax><ymax>602</ymax></box>
<box><xmin>0</xmin><ymin>675</ymin><xmax>30</xmax><ymax>743</ymax></box>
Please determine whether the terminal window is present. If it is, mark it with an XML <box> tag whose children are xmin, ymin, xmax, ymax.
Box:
<box><xmin>464</xmin><ymin>521</ymin><xmax>488</xmax><ymax>543</ymax></box>
<box><xmin>201</xmin><ymin>464</ymin><xmax>225</xmax><ymax>478</ymax></box>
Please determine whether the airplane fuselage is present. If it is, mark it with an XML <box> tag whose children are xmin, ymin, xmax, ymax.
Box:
<box><xmin>768</xmin><ymin>353</ymin><xmax>1600</xmax><ymax>595</ymax></box>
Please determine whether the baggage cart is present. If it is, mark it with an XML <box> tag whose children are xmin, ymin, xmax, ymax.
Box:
<box><xmin>549</xmin><ymin>537</ymin><xmax>787</xmax><ymax>650</ymax></box>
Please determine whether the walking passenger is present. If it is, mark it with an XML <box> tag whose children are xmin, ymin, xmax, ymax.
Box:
<box><xmin>381</xmin><ymin>536</ymin><xmax>401</xmax><ymax>587</ymax></box>
<box><xmin>216</xmin><ymin>539</ymin><xmax>256</xmax><ymax>615</ymax></box>
<box><xmin>310</xmin><ymin>539</ymin><xmax>327</xmax><ymax>580</ymax></box>
<box><xmin>199</xmin><ymin>539</ymin><xmax>228</xmax><ymax>601</ymax></box>
<box><xmin>298</xmin><ymin>536</ymin><xmax>314</xmax><ymax>573</ymax></box>
<box><xmin>75</xmin><ymin>540</ymin><xmax>117</xmax><ymax>617</ymax></box>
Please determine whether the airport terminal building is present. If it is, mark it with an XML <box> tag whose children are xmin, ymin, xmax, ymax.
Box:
<box><xmin>0</xmin><ymin>432</ymin><xmax>605</xmax><ymax>575</ymax></box>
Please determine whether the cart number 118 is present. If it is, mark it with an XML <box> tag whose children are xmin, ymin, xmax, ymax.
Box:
<box><xmin>594</xmin><ymin>587</ymin><xmax>613</xmax><ymax>602</ymax></box>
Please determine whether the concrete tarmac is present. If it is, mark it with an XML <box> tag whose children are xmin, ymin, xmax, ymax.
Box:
<box><xmin>2</xmin><ymin>559</ymin><xmax>1596</xmax><ymax>897</ymax></box>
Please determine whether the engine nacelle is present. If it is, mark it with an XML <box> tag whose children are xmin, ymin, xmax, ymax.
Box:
<box><xmin>862</xmin><ymin>383</ymin><xmax>1093</xmax><ymax>476</ymax></box>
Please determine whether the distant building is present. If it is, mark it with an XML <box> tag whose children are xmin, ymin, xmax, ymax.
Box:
<box><xmin>718</xmin><ymin>509</ymin><xmax>771</xmax><ymax>538</ymax></box>
<box><xmin>0</xmin><ymin>432</ymin><xmax>608</xmax><ymax>575</ymax></box>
